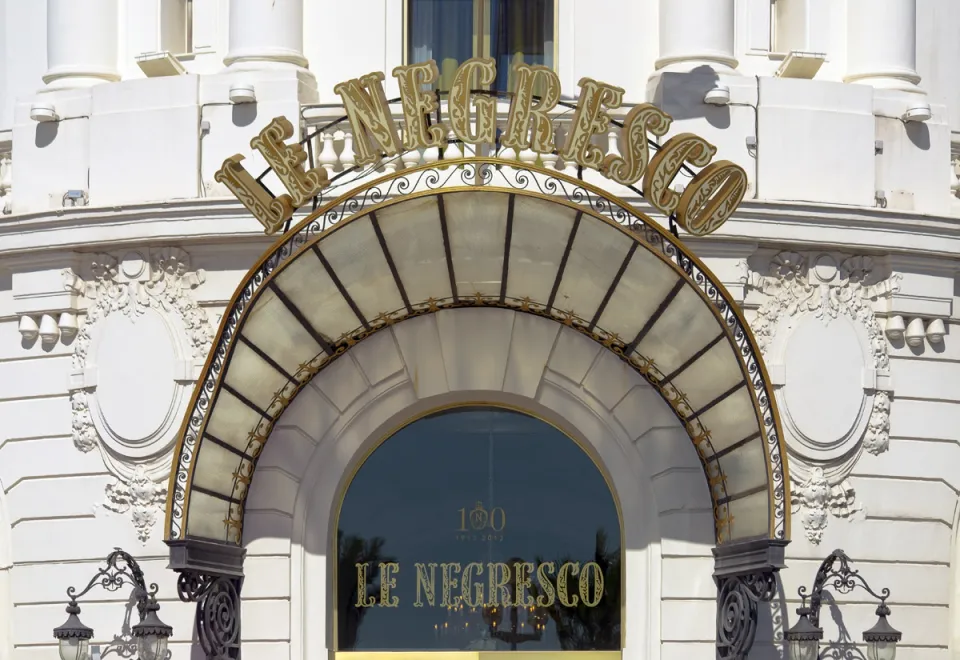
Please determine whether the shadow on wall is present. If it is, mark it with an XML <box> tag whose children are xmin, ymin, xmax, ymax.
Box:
<box><xmin>650</xmin><ymin>65</ymin><xmax>732</xmax><ymax>130</ymax></box>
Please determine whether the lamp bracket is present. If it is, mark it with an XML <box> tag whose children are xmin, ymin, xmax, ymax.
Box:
<box><xmin>176</xmin><ymin>571</ymin><xmax>243</xmax><ymax>660</ymax></box>
<box><xmin>65</xmin><ymin>547</ymin><xmax>156</xmax><ymax>622</ymax></box>
<box><xmin>799</xmin><ymin>548</ymin><xmax>891</xmax><ymax>629</ymax></box>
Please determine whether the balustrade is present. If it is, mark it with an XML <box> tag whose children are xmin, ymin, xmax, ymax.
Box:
<box><xmin>0</xmin><ymin>153</ymin><xmax>12</xmax><ymax>215</ymax></box>
<box><xmin>301</xmin><ymin>101</ymin><xmax>681</xmax><ymax>196</ymax></box>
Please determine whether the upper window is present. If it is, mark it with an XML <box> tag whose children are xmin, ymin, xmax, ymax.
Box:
<box><xmin>336</xmin><ymin>407</ymin><xmax>622</xmax><ymax>652</ymax></box>
<box><xmin>407</xmin><ymin>0</ymin><xmax>556</xmax><ymax>93</ymax></box>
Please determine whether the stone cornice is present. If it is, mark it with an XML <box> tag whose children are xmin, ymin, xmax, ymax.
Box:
<box><xmin>0</xmin><ymin>194</ymin><xmax>959</xmax><ymax>264</ymax></box>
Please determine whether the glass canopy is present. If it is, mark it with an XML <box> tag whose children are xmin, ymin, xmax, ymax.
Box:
<box><xmin>166</xmin><ymin>176</ymin><xmax>787</xmax><ymax>554</ymax></box>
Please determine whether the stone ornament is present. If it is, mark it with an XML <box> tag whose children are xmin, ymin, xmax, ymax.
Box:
<box><xmin>63</xmin><ymin>248</ymin><xmax>212</xmax><ymax>542</ymax></box>
<box><xmin>742</xmin><ymin>251</ymin><xmax>900</xmax><ymax>544</ymax></box>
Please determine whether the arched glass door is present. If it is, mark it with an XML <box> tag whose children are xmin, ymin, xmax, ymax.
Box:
<box><xmin>336</xmin><ymin>406</ymin><xmax>622</xmax><ymax>652</ymax></box>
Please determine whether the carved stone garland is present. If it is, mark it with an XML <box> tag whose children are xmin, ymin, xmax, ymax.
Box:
<box><xmin>64</xmin><ymin>249</ymin><xmax>212</xmax><ymax>543</ymax></box>
<box><xmin>742</xmin><ymin>251</ymin><xmax>900</xmax><ymax>544</ymax></box>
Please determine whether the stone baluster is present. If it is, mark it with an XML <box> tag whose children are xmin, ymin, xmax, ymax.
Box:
<box><xmin>443</xmin><ymin>129</ymin><xmax>461</xmax><ymax>161</ymax></box>
<box><xmin>0</xmin><ymin>154</ymin><xmax>11</xmax><ymax>215</ymax></box>
<box><xmin>317</xmin><ymin>132</ymin><xmax>338</xmax><ymax>177</ymax></box>
<box><xmin>339</xmin><ymin>130</ymin><xmax>356</xmax><ymax>172</ymax></box>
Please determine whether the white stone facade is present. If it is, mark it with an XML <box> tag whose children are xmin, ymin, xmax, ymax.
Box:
<box><xmin>0</xmin><ymin>2</ymin><xmax>958</xmax><ymax>660</ymax></box>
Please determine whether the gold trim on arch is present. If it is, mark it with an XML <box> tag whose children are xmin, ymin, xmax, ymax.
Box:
<box><xmin>329</xmin><ymin>401</ymin><xmax>627</xmax><ymax>652</ymax></box>
<box><xmin>164</xmin><ymin>157</ymin><xmax>791</xmax><ymax>548</ymax></box>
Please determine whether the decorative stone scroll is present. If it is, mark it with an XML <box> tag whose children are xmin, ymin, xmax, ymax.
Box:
<box><xmin>742</xmin><ymin>251</ymin><xmax>900</xmax><ymax>544</ymax></box>
<box><xmin>64</xmin><ymin>248</ymin><xmax>212</xmax><ymax>542</ymax></box>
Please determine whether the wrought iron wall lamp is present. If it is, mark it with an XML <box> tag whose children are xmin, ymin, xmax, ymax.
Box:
<box><xmin>785</xmin><ymin>549</ymin><xmax>901</xmax><ymax>660</ymax></box>
<box><xmin>53</xmin><ymin>548</ymin><xmax>173</xmax><ymax>660</ymax></box>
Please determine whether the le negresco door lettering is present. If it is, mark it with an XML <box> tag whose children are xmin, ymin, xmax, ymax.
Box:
<box><xmin>337</xmin><ymin>408</ymin><xmax>621</xmax><ymax>651</ymax></box>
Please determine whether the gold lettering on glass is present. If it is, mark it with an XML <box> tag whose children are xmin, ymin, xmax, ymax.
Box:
<box><xmin>487</xmin><ymin>562</ymin><xmax>513</xmax><ymax>607</ymax></box>
<box><xmin>676</xmin><ymin>161</ymin><xmax>749</xmax><ymax>236</ymax></box>
<box><xmin>414</xmin><ymin>562</ymin><xmax>438</xmax><ymax>607</ymax></box>
<box><xmin>441</xmin><ymin>562</ymin><xmax>462</xmax><ymax>607</ymax></box>
<box><xmin>535</xmin><ymin>562</ymin><xmax>557</xmax><ymax>607</ymax></box>
<box><xmin>501</xmin><ymin>64</ymin><xmax>562</xmax><ymax>153</ymax></box>
<box><xmin>449</xmin><ymin>57</ymin><xmax>497</xmax><ymax>145</ymax></box>
<box><xmin>556</xmin><ymin>561</ymin><xmax>581</xmax><ymax>607</ymax></box>
<box><xmin>333</xmin><ymin>71</ymin><xmax>403</xmax><ymax>167</ymax></box>
<box><xmin>379</xmin><ymin>562</ymin><xmax>400</xmax><ymax>608</ymax></box>
<box><xmin>213</xmin><ymin>155</ymin><xmax>292</xmax><ymax>235</ymax></box>
<box><xmin>578</xmin><ymin>561</ymin><xmax>604</xmax><ymax>607</ymax></box>
<box><xmin>514</xmin><ymin>562</ymin><xmax>536</xmax><ymax>607</ymax></box>
<box><xmin>600</xmin><ymin>103</ymin><xmax>673</xmax><ymax>186</ymax></box>
<box><xmin>559</xmin><ymin>78</ymin><xmax>625</xmax><ymax>170</ymax></box>
<box><xmin>643</xmin><ymin>133</ymin><xmax>717</xmax><ymax>216</ymax></box>
<box><xmin>461</xmin><ymin>562</ymin><xmax>485</xmax><ymax>608</ymax></box>
<box><xmin>392</xmin><ymin>60</ymin><xmax>447</xmax><ymax>151</ymax></box>
<box><xmin>355</xmin><ymin>563</ymin><xmax>376</xmax><ymax>607</ymax></box>
<box><xmin>249</xmin><ymin>116</ymin><xmax>329</xmax><ymax>207</ymax></box>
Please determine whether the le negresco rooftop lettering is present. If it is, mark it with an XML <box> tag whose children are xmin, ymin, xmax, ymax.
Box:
<box><xmin>215</xmin><ymin>57</ymin><xmax>748</xmax><ymax>237</ymax></box>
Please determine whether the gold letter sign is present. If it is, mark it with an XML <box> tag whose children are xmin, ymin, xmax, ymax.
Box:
<box><xmin>214</xmin><ymin>116</ymin><xmax>329</xmax><ymax>235</ymax></box>
<box><xmin>219</xmin><ymin>59</ymin><xmax>750</xmax><ymax>237</ymax></box>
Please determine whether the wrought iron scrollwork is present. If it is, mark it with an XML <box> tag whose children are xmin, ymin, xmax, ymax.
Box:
<box><xmin>716</xmin><ymin>570</ymin><xmax>778</xmax><ymax>660</ymax></box>
<box><xmin>67</xmin><ymin>547</ymin><xmax>156</xmax><ymax>621</ymax></box>
<box><xmin>799</xmin><ymin>549</ymin><xmax>891</xmax><ymax>629</ymax></box>
<box><xmin>177</xmin><ymin>572</ymin><xmax>243</xmax><ymax>660</ymax></box>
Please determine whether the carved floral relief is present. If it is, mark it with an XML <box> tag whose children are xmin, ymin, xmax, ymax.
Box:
<box><xmin>64</xmin><ymin>248</ymin><xmax>212</xmax><ymax>542</ymax></box>
<box><xmin>742</xmin><ymin>251</ymin><xmax>900</xmax><ymax>544</ymax></box>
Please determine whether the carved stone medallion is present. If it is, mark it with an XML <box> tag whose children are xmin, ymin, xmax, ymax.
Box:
<box><xmin>742</xmin><ymin>251</ymin><xmax>900</xmax><ymax>544</ymax></box>
<box><xmin>64</xmin><ymin>248</ymin><xmax>212</xmax><ymax>542</ymax></box>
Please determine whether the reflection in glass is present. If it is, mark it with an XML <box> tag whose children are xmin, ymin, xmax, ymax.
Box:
<box><xmin>407</xmin><ymin>0</ymin><xmax>474</xmax><ymax>91</ymax></box>
<box><xmin>407</xmin><ymin>0</ymin><xmax>555</xmax><ymax>93</ymax></box>
<box><xmin>336</xmin><ymin>407</ymin><xmax>622</xmax><ymax>651</ymax></box>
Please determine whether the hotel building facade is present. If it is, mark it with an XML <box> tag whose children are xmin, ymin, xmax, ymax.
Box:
<box><xmin>0</xmin><ymin>2</ymin><xmax>959</xmax><ymax>660</ymax></box>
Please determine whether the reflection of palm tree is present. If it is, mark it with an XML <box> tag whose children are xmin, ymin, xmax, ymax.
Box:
<box><xmin>532</xmin><ymin>529</ymin><xmax>621</xmax><ymax>651</ymax></box>
<box><xmin>337</xmin><ymin>529</ymin><xmax>396</xmax><ymax>650</ymax></box>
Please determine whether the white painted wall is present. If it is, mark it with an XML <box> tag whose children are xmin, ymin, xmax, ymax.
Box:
<box><xmin>0</xmin><ymin>1</ymin><xmax>959</xmax><ymax>660</ymax></box>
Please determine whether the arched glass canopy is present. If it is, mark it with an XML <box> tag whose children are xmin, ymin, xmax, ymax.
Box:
<box><xmin>164</xmin><ymin>159</ymin><xmax>790</xmax><ymax>556</ymax></box>
<box><xmin>336</xmin><ymin>406</ymin><xmax>621</xmax><ymax>652</ymax></box>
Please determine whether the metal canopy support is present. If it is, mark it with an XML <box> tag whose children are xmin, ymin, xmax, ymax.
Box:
<box><xmin>167</xmin><ymin>539</ymin><xmax>245</xmax><ymax>660</ymax></box>
<box><xmin>713</xmin><ymin>538</ymin><xmax>789</xmax><ymax>660</ymax></box>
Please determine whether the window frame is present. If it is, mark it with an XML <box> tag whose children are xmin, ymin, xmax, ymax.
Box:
<box><xmin>402</xmin><ymin>0</ymin><xmax>560</xmax><ymax>90</ymax></box>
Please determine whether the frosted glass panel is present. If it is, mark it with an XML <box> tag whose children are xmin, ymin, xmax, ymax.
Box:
<box><xmin>634</xmin><ymin>286</ymin><xmax>721</xmax><ymax>375</ymax></box>
<box><xmin>243</xmin><ymin>286</ymin><xmax>325</xmax><ymax>375</ymax></box>
<box><xmin>206</xmin><ymin>388</ymin><xmax>264</xmax><ymax>451</ymax></box>
<box><xmin>445</xmin><ymin>192</ymin><xmax>509</xmax><ymax>298</ymax></box>
<box><xmin>192</xmin><ymin>441</ymin><xmax>248</xmax><ymax>498</ymax></box>
<box><xmin>716</xmin><ymin>439</ymin><xmax>768</xmax><ymax>496</ymax></box>
<box><xmin>728</xmin><ymin>489</ymin><xmax>769</xmax><ymax>539</ymax></box>
<box><xmin>595</xmin><ymin>251</ymin><xmax>679</xmax><ymax>340</ymax></box>
<box><xmin>553</xmin><ymin>219</ymin><xmax>634</xmax><ymax>321</ymax></box>
<box><xmin>670</xmin><ymin>340</ymin><xmax>743</xmax><ymax>407</ymax></box>
<box><xmin>696</xmin><ymin>387</ymin><xmax>759</xmax><ymax>453</ymax></box>
<box><xmin>323</xmin><ymin>217</ymin><xmax>406</xmax><ymax>320</ymax></box>
<box><xmin>276</xmin><ymin>249</ymin><xmax>364</xmax><ymax>342</ymax></box>
<box><xmin>378</xmin><ymin>195</ymin><xmax>453</xmax><ymax>303</ymax></box>
<box><xmin>223</xmin><ymin>340</ymin><xmax>291</xmax><ymax>407</ymax></box>
<box><xmin>186</xmin><ymin>490</ymin><xmax>230</xmax><ymax>541</ymax></box>
<box><xmin>505</xmin><ymin>196</ymin><xmax>576</xmax><ymax>302</ymax></box>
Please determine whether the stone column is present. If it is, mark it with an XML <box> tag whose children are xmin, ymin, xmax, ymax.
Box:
<box><xmin>224</xmin><ymin>0</ymin><xmax>308</xmax><ymax>70</ymax></box>
<box><xmin>845</xmin><ymin>0</ymin><xmax>923</xmax><ymax>92</ymax></box>
<box><xmin>656</xmin><ymin>0</ymin><xmax>738</xmax><ymax>74</ymax></box>
<box><xmin>42</xmin><ymin>0</ymin><xmax>120</xmax><ymax>89</ymax></box>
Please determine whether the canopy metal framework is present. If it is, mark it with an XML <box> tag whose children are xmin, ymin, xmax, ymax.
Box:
<box><xmin>164</xmin><ymin>159</ymin><xmax>790</xmax><ymax>660</ymax></box>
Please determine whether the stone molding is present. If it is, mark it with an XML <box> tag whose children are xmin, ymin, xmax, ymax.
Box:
<box><xmin>63</xmin><ymin>247</ymin><xmax>212</xmax><ymax>542</ymax></box>
<box><xmin>742</xmin><ymin>251</ymin><xmax>900</xmax><ymax>544</ymax></box>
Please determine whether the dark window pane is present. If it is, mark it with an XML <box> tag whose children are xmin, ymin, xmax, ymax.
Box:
<box><xmin>336</xmin><ymin>407</ymin><xmax>622</xmax><ymax>651</ymax></box>
<box><xmin>408</xmin><ymin>0</ymin><xmax>475</xmax><ymax>91</ymax></box>
<box><xmin>489</xmin><ymin>0</ymin><xmax>554</xmax><ymax>93</ymax></box>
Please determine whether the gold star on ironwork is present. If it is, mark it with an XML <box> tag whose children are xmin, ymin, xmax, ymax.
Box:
<box><xmin>375</xmin><ymin>311</ymin><xmax>395</xmax><ymax>326</ymax></box>
<box><xmin>601</xmin><ymin>332</ymin><xmax>621</xmax><ymax>348</ymax></box>
<box><xmin>472</xmin><ymin>292</ymin><xmax>485</xmax><ymax>305</ymax></box>
<box><xmin>519</xmin><ymin>296</ymin><xmax>532</xmax><ymax>311</ymax></box>
<box><xmin>426</xmin><ymin>297</ymin><xmax>440</xmax><ymax>312</ymax></box>
<box><xmin>561</xmin><ymin>309</ymin><xmax>576</xmax><ymax>326</ymax></box>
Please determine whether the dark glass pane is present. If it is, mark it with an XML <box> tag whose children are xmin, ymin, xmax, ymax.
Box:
<box><xmin>408</xmin><ymin>0</ymin><xmax>475</xmax><ymax>91</ymax></box>
<box><xmin>490</xmin><ymin>0</ymin><xmax>554</xmax><ymax>93</ymax></box>
<box><xmin>336</xmin><ymin>407</ymin><xmax>622</xmax><ymax>651</ymax></box>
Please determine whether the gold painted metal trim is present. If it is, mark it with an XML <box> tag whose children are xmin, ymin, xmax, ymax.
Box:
<box><xmin>165</xmin><ymin>157</ymin><xmax>790</xmax><ymax>544</ymax></box>
<box><xmin>329</xmin><ymin>401</ymin><xmax>627</xmax><ymax>651</ymax></box>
